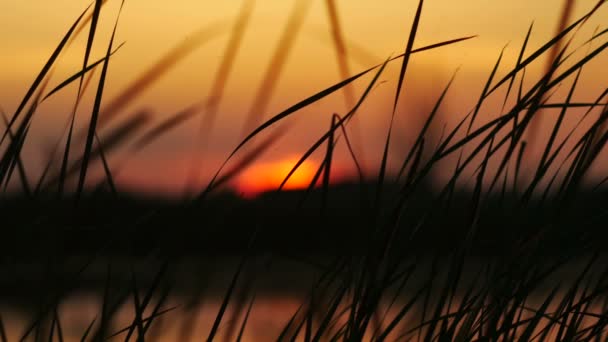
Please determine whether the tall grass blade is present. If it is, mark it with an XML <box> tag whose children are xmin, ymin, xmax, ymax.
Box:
<box><xmin>393</xmin><ymin>0</ymin><xmax>424</xmax><ymax>114</ymax></box>
<box><xmin>378</xmin><ymin>0</ymin><xmax>425</xmax><ymax>207</ymax></box>
<box><xmin>76</xmin><ymin>2</ymin><xmax>124</xmax><ymax>199</ymax></box>
<box><xmin>58</xmin><ymin>68</ymin><xmax>99</xmax><ymax>196</ymax></box>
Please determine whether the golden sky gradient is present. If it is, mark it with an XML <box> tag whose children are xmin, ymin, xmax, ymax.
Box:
<box><xmin>1</xmin><ymin>0</ymin><xmax>607</xmax><ymax>195</ymax></box>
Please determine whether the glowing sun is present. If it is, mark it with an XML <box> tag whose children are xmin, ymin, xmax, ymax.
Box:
<box><xmin>235</xmin><ymin>157</ymin><xmax>317</xmax><ymax>197</ymax></box>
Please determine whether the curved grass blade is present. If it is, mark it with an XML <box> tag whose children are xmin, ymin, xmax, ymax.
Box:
<box><xmin>205</xmin><ymin>125</ymin><xmax>289</xmax><ymax>195</ymax></box>
<box><xmin>277</xmin><ymin>57</ymin><xmax>390</xmax><ymax>193</ymax></box>
<box><xmin>231</xmin><ymin>35</ymin><xmax>476</xmax><ymax>162</ymax></box>
<box><xmin>201</xmin><ymin>36</ymin><xmax>474</xmax><ymax>200</ymax></box>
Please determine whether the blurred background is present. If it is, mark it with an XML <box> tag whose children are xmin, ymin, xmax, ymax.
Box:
<box><xmin>1</xmin><ymin>0</ymin><xmax>607</xmax><ymax>196</ymax></box>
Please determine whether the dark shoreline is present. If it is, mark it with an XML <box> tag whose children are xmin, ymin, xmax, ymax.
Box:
<box><xmin>1</xmin><ymin>181</ymin><xmax>606</xmax><ymax>257</ymax></box>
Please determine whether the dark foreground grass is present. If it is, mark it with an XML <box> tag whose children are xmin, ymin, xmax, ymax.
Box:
<box><xmin>2</xmin><ymin>0</ymin><xmax>608</xmax><ymax>340</ymax></box>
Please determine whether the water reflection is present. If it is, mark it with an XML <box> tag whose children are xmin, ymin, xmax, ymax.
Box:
<box><xmin>2</xmin><ymin>257</ymin><xmax>607</xmax><ymax>341</ymax></box>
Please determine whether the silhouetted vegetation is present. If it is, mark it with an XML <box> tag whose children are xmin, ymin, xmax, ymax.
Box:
<box><xmin>2</xmin><ymin>0</ymin><xmax>608</xmax><ymax>340</ymax></box>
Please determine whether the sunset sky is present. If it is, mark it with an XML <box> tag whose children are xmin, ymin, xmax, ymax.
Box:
<box><xmin>1</xmin><ymin>0</ymin><xmax>606</xmax><ymax>195</ymax></box>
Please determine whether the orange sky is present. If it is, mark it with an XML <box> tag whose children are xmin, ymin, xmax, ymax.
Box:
<box><xmin>0</xmin><ymin>0</ymin><xmax>607</xmax><ymax>195</ymax></box>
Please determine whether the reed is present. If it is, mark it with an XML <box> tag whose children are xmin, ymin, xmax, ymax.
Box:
<box><xmin>1</xmin><ymin>0</ymin><xmax>608</xmax><ymax>341</ymax></box>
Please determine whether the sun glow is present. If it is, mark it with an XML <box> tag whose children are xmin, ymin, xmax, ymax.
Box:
<box><xmin>235</xmin><ymin>157</ymin><xmax>318</xmax><ymax>197</ymax></box>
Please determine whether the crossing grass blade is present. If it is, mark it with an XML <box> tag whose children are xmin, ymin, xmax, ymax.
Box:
<box><xmin>58</xmin><ymin>68</ymin><xmax>99</xmax><ymax>196</ymax></box>
<box><xmin>0</xmin><ymin>86</ymin><xmax>46</xmax><ymax>188</ymax></box>
<box><xmin>107</xmin><ymin>307</ymin><xmax>178</xmax><ymax>339</ymax></box>
<box><xmin>2</xmin><ymin>123</ymin><xmax>32</xmax><ymax>194</ymax></box>
<box><xmin>468</xmin><ymin>44</ymin><xmax>507</xmax><ymax>134</ymax></box>
<box><xmin>0</xmin><ymin>110</ymin><xmax>31</xmax><ymax>195</ymax></box>
<box><xmin>76</xmin><ymin>1</ymin><xmax>125</xmax><ymax>199</ymax></box>
<box><xmin>502</xmin><ymin>22</ymin><xmax>534</xmax><ymax>111</ymax></box>
<box><xmin>95</xmin><ymin>133</ymin><xmax>117</xmax><ymax>194</ymax></box>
